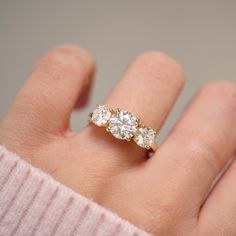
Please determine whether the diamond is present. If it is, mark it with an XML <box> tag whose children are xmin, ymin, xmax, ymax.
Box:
<box><xmin>134</xmin><ymin>127</ymin><xmax>156</xmax><ymax>149</ymax></box>
<box><xmin>91</xmin><ymin>105</ymin><xmax>111</xmax><ymax>126</ymax></box>
<box><xmin>108</xmin><ymin>110</ymin><xmax>138</xmax><ymax>141</ymax></box>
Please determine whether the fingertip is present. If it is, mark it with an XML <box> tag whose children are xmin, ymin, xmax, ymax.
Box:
<box><xmin>130</xmin><ymin>51</ymin><xmax>185</xmax><ymax>90</ymax></box>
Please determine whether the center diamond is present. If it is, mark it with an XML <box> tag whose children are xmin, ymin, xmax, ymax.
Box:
<box><xmin>108</xmin><ymin>110</ymin><xmax>138</xmax><ymax>141</ymax></box>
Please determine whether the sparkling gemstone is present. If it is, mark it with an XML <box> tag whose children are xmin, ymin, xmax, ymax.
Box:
<box><xmin>91</xmin><ymin>105</ymin><xmax>111</xmax><ymax>126</ymax></box>
<box><xmin>108</xmin><ymin>110</ymin><xmax>138</xmax><ymax>141</ymax></box>
<box><xmin>134</xmin><ymin>127</ymin><xmax>156</xmax><ymax>148</ymax></box>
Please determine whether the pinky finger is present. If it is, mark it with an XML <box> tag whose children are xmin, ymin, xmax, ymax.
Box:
<box><xmin>198</xmin><ymin>155</ymin><xmax>236</xmax><ymax>235</ymax></box>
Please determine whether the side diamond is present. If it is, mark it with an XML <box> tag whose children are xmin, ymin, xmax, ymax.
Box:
<box><xmin>91</xmin><ymin>105</ymin><xmax>111</xmax><ymax>126</ymax></box>
<box><xmin>134</xmin><ymin>127</ymin><xmax>156</xmax><ymax>149</ymax></box>
<box><xmin>108</xmin><ymin>110</ymin><xmax>138</xmax><ymax>141</ymax></box>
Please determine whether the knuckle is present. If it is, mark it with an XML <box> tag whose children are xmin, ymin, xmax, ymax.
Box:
<box><xmin>182</xmin><ymin>135</ymin><xmax>221</xmax><ymax>178</ymax></box>
<box><xmin>35</xmin><ymin>45</ymin><xmax>94</xmax><ymax>80</ymax></box>
<box><xmin>133</xmin><ymin>51</ymin><xmax>185</xmax><ymax>88</ymax></box>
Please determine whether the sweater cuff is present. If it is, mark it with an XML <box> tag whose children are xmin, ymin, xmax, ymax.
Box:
<box><xmin>0</xmin><ymin>145</ymin><xmax>151</xmax><ymax>236</ymax></box>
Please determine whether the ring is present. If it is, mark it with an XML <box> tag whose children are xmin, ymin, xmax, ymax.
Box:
<box><xmin>88</xmin><ymin>105</ymin><xmax>158</xmax><ymax>153</ymax></box>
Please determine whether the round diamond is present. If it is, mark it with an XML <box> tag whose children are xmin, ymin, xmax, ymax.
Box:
<box><xmin>134</xmin><ymin>127</ymin><xmax>156</xmax><ymax>149</ymax></box>
<box><xmin>108</xmin><ymin>110</ymin><xmax>138</xmax><ymax>141</ymax></box>
<box><xmin>91</xmin><ymin>105</ymin><xmax>111</xmax><ymax>126</ymax></box>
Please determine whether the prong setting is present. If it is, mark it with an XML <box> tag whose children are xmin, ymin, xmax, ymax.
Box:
<box><xmin>89</xmin><ymin>105</ymin><xmax>157</xmax><ymax>151</ymax></box>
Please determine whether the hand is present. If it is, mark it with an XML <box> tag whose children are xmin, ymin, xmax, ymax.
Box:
<box><xmin>1</xmin><ymin>45</ymin><xmax>236</xmax><ymax>235</ymax></box>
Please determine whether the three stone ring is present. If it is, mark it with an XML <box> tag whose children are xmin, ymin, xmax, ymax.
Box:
<box><xmin>89</xmin><ymin>105</ymin><xmax>158</xmax><ymax>153</ymax></box>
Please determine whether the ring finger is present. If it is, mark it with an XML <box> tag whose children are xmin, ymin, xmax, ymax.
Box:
<box><xmin>79</xmin><ymin>51</ymin><xmax>184</xmax><ymax>164</ymax></box>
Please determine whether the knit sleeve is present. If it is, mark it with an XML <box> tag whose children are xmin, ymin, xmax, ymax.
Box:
<box><xmin>0</xmin><ymin>145</ymin><xmax>151</xmax><ymax>236</ymax></box>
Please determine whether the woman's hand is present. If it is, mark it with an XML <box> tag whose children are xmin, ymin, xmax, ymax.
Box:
<box><xmin>1</xmin><ymin>45</ymin><xmax>236</xmax><ymax>235</ymax></box>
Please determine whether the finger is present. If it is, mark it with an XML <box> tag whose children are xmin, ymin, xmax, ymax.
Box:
<box><xmin>105</xmin><ymin>52</ymin><xmax>184</xmax><ymax>131</ymax></box>
<box><xmin>74</xmin><ymin>78</ymin><xmax>93</xmax><ymax>109</ymax></box>
<box><xmin>148</xmin><ymin>81</ymin><xmax>236</xmax><ymax>214</ymax></box>
<box><xmin>197</xmin><ymin>156</ymin><xmax>236</xmax><ymax>235</ymax></box>
<box><xmin>82</xmin><ymin>52</ymin><xmax>184</xmax><ymax>161</ymax></box>
<box><xmin>3</xmin><ymin>45</ymin><xmax>95</xmax><ymax>134</ymax></box>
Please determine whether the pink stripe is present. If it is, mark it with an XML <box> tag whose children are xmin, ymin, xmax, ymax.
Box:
<box><xmin>0</xmin><ymin>161</ymin><xmax>18</xmax><ymax>192</ymax></box>
<box><xmin>91</xmin><ymin>213</ymin><xmax>105</xmax><ymax>236</ymax></box>
<box><xmin>0</xmin><ymin>170</ymin><xmax>30</xmax><ymax>223</ymax></box>
<box><xmin>30</xmin><ymin>187</ymin><xmax>59</xmax><ymax>236</ymax></box>
<box><xmin>10</xmin><ymin>179</ymin><xmax>45</xmax><ymax>236</ymax></box>
<box><xmin>0</xmin><ymin>153</ymin><xmax>4</xmax><ymax>162</ymax></box>
<box><xmin>70</xmin><ymin>204</ymin><xmax>90</xmax><ymax>236</ymax></box>
<box><xmin>49</xmin><ymin>196</ymin><xmax>74</xmax><ymax>236</ymax></box>
<box><xmin>112</xmin><ymin>223</ymin><xmax>122</xmax><ymax>236</ymax></box>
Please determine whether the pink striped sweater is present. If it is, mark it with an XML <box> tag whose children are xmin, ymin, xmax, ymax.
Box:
<box><xmin>0</xmin><ymin>145</ymin><xmax>151</xmax><ymax>236</ymax></box>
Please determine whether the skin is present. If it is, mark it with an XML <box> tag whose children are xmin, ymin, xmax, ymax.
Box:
<box><xmin>0</xmin><ymin>45</ymin><xmax>236</xmax><ymax>235</ymax></box>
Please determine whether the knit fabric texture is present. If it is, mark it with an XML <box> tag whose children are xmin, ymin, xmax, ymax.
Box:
<box><xmin>0</xmin><ymin>145</ymin><xmax>151</xmax><ymax>236</ymax></box>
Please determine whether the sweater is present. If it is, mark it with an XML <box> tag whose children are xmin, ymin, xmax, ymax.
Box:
<box><xmin>0</xmin><ymin>145</ymin><xmax>151</xmax><ymax>236</ymax></box>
